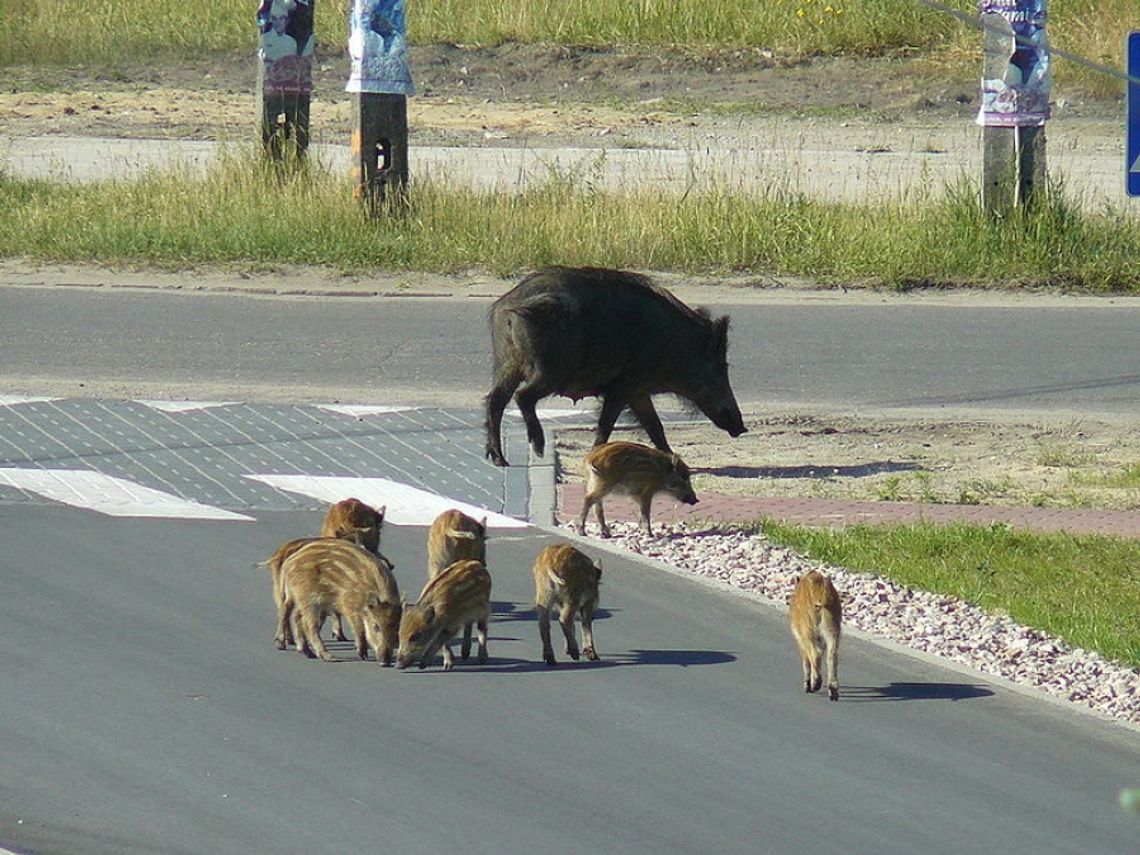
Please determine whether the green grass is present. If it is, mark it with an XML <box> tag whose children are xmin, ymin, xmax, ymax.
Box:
<box><xmin>759</xmin><ymin>520</ymin><xmax>1140</xmax><ymax>668</ymax></box>
<box><xmin>0</xmin><ymin>0</ymin><xmax>1132</xmax><ymax>97</ymax></box>
<box><xmin>2</xmin><ymin>153</ymin><xmax>1139</xmax><ymax>290</ymax></box>
<box><xmin>1071</xmin><ymin>464</ymin><xmax>1140</xmax><ymax>490</ymax></box>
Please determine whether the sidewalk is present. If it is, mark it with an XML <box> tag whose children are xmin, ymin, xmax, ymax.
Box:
<box><xmin>556</xmin><ymin>483</ymin><xmax>1140</xmax><ymax>537</ymax></box>
<box><xmin>1</xmin><ymin>133</ymin><xmax>1125</xmax><ymax>209</ymax></box>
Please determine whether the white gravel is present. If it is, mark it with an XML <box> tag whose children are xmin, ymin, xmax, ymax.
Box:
<box><xmin>565</xmin><ymin>520</ymin><xmax>1140</xmax><ymax>727</ymax></box>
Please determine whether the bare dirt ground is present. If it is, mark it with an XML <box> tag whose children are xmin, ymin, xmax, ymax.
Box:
<box><xmin>3</xmin><ymin>45</ymin><xmax>1136</xmax><ymax>514</ymax></box>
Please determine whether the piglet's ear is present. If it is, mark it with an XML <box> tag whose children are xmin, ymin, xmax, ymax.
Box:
<box><xmin>424</xmin><ymin>606</ymin><xmax>436</xmax><ymax>624</ymax></box>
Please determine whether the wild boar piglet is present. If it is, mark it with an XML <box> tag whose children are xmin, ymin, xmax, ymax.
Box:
<box><xmin>279</xmin><ymin>539</ymin><xmax>402</xmax><ymax>666</ymax></box>
<box><xmin>788</xmin><ymin>570</ymin><xmax>842</xmax><ymax>701</ymax></box>
<box><xmin>321</xmin><ymin>497</ymin><xmax>386</xmax><ymax>555</ymax></box>
<box><xmin>577</xmin><ymin>441</ymin><xmax>698</xmax><ymax>537</ymax></box>
<box><xmin>398</xmin><ymin>559</ymin><xmax>492</xmax><ymax>671</ymax></box>
<box><xmin>426</xmin><ymin>509</ymin><xmax>487</xmax><ymax>579</ymax></box>
<box><xmin>532</xmin><ymin>543</ymin><xmax>602</xmax><ymax>666</ymax></box>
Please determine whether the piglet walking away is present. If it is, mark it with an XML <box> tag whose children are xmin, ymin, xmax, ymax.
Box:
<box><xmin>278</xmin><ymin>539</ymin><xmax>403</xmax><ymax>666</ymax></box>
<box><xmin>397</xmin><ymin>559</ymin><xmax>492</xmax><ymax>671</ymax></box>
<box><xmin>426</xmin><ymin>509</ymin><xmax>487</xmax><ymax>579</ymax></box>
<box><xmin>484</xmin><ymin>266</ymin><xmax>747</xmax><ymax>466</ymax></box>
<box><xmin>321</xmin><ymin>497</ymin><xmax>386</xmax><ymax>555</ymax></box>
<box><xmin>577</xmin><ymin>441</ymin><xmax>698</xmax><ymax>537</ymax></box>
<box><xmin>788</xmin><ymin>570</ymin><xmax>842</xmax><ymax>701</ymax></box>
<box><xmin>532</xmin><ymin>543</ymin><xmax>602</xmax><ymax>666</ymax></box>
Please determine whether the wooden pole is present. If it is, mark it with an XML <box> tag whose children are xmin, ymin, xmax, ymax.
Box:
<box><xmin>351</xmin><ymin>92</ymin><xmax>409</xmax><ymax>213</ymax></box>
<box><xmin>256</xmin><ymin>0</ymin><xmax>314</xmax><ymax>162</ymax></box>
<box><xmin>980</xmin><ymin>12</ymin><xmax>1017</xmax><ymax>214</ymax></box>
<box><xmin>979</xmin><ymin>3</ymin><xmax>1050</xmax><ymax>214</ymax></box>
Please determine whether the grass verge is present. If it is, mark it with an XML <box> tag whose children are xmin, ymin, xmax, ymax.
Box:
<box><xmin>2</xmin><ymin>153</ymin><xmax>1138</xmax><ymax>291</ymax></box>
<box><xmin>759</xmin><ymin>519</ymin><xmax>1140</xmax><ymax>669</ymax></box>
<box><xmin>1</xmin><ymin>0</ymin><xmax>1132</xmax><ymax>98</ymax></box>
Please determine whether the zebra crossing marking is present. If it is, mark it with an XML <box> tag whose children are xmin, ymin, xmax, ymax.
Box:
<box><xmin>0</xmin><ymin>468</ymin><xmax>254</xmax><ymax>520</ymax></box>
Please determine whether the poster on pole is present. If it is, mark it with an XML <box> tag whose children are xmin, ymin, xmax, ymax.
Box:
<box><xmin>257</xmin><ymin>0</ymin><xmax>315</xmax><ymax>94</ymax></box>
<box><xmin>976</xmin><ymin>0</ymin><xmax>1051</xmax><ymax>128</ymax></box>
<box><xmin>346</xmin><ymin>0</ymin><xmax>415</xmax><ymax>95</ymax></box>
<box><xmin>1127</xmin><ymin>31</ymin><xmax>1140</xmax><ymax>197</ymax></box>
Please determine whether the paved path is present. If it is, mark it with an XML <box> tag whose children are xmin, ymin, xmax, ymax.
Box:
<box><xmin>1</xmin><ymin>132</ymin><xmax>1127</xmax><ymax>208</ymax></box>
<box><xmin>557</xmin><ymin>483</ymin><xmax>1140</xmax><ymax>537</ymax></box>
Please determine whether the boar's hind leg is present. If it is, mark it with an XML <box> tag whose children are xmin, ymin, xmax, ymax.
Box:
<box><xmin>460</xmin><ymin>620</ymin><xmax>474</xmax><ymax>660</ymax></box>
<box><xmin>628</xmin><ymin>394</ymin><xmax>672</xmax><ymax>453</ymax></box>
<box><xmin>275</xmin><ymin>597</ymin><xmax>295</xmax><ymax>651</ymax></box>
<box><xmin>514</xmin><ymin>384</ymin><xmax>547</xmax><ymax>458</ymax></box>
<box><xmin>558</xmin><ymin>602</ymin><xmax>580</xmax><ymax>661</ymax></box>
<box><xmin>484</xmin><ymin>376</ymin><xmax>520</xmax><ymax>466</ymax></box>
<box><xmin>297</xmin><ymin>608</ymin><xmax>334</xmax><ymax>661</ymax></box>
<box><xmin>594</xmin><ymin>394</ymin><xmax>629</xmax><ymax>448</ymax></box>
<box><xmin>580</xmin><ymin>601</ymin><xmax>599</xmax><ymax>662</ymax></box>
<box><xmin>475</xmin><ymin>617</ymin><xmax>489</xmax><ymax>664</ymax></box>
<box><xmin>537</xmin><ymin>605</ymin><xmax>556</xmax><ymax>666</ymax></box>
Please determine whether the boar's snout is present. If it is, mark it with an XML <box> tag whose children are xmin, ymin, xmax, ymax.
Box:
<box><xmin>712</xmin><ymin>406</ymin><xmax>747</xmax><ymax>438</ymax></box>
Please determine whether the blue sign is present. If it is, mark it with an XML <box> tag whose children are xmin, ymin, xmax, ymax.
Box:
<box><xmin>1128</xmin><ymin>32</ymin><xmax>1140</xmax><ymax>197</ymax></box>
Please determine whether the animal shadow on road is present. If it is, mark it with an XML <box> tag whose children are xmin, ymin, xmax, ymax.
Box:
<box><xmin>610</xmin><ymin>648</ymin><xmax>736</xmax><ymax>667</ymax></box>
<box><xmin>447</xmin><ymin>648</ymin><xmax>735</xmax><ymax>674</ymax></box>
<box><xmin>697</xmin><ymin>461</ymin><xmax>924</xmax><ymax>480</ymax></box>
<box><xmin>491</xmin><ymin>601</ymin><xmax>617</xmax><ymax>623</ymax></box>
<box><xmin>842</xmin><ymin>682</ymin><xmax>995</xmax><ymax>703</ymax></box>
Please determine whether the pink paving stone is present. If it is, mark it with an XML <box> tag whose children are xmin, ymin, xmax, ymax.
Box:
<box><xmin>556</xmin><ymin>484</ymin><xmax>1140</xmax><ymax>537</ymax></box>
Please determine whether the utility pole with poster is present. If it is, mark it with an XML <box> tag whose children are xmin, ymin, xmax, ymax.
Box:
<box><xmin>977</xmin><ymin>0</ymin><xmax>1051</xmax><ymax>213</ymax></box>
<box><xmin>346</xmin><ymin>0</ymin><xmax>415</xmax><ymax>213</ymax></box>
<box><xmin>256</xmin><ymin>0</ymin><xmax>316</xmax><ymax>159</ymax></box>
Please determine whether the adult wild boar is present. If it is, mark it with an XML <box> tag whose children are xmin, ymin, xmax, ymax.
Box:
<box><xmin>484</xmin><ymin>266</ymin><xmax>748</xmax><ymax>467</ymax></box>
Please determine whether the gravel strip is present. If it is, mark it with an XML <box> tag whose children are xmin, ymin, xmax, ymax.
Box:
<box><xmin>563</xmin><ymin>520</ymin><xmax>1140</xmax><ymax>726</ymax></box>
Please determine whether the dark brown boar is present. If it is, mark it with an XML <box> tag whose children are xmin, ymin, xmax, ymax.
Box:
<box><xmin>532</xmin><ymin>543</ymin><xmax>603</xmax><ymax>666</ymax></box>
<box><xmin>278</xmin><ymin>539</ymin><xmax>403</xmax><ymax>666</ymax></box>
<box><xmin>576</xmin><ymin>441</ymin><xmax>698</xmax><ymax>537</ymax></box>
<box><xmin>484</xmin><ymin>266</ymin><xmax>747</xmax><ymax>466</ymax></box>
<box><xmin>320</xmin><ymin>497</ymin><xmax>386</xmax><ymax>555</ymax></box>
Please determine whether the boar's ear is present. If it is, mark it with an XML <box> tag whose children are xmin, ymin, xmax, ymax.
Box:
<box><xmin>376</xmin><ymin>505</ymin><xmax>387</xmax><ymax>522</ymax></box>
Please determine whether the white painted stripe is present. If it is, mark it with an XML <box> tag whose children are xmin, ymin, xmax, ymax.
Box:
<box><xmin>0</xmin><ymin>395</ymin><xmax>58</xmax><ymax>406</ymax></box>
<box><xmin>244</xmin><ymin>474</ymin><xmax>526</xmax><ymax>529</ymax></box>
<box><xmin>0</xmin><ymin>468</ymin><xmax>254</xmax><ymax>520</ymax></box>
<box><xmin>134</xmin><ymin>400</ymin><xmax>241</xmax><ymax>413</ymax></box>
<box><xmin>314</xmin><ymin>404</ymin><xmax>417</xmax><ymax>417</ymax></box>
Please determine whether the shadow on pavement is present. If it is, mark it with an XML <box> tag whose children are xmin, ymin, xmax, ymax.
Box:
<box><xmin>842</xmin><ymin>682</ymin><xmax>995</xmax><ymax>702</ymax></box>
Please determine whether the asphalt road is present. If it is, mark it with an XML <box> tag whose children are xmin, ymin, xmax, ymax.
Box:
<box><xmin>1</xmin><ymin>285</ymin><xmax>1138</xmax><ymax>419</ymax></box>
<box><xmin>2</xmin><ymin>505</ymin><xmax>1137</xmax><ymax>855</ymax></box>
<box><xmin>2</xmin><ymin>283</ymin><xmax>1139</xmax><ymax>854</ymax></box>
